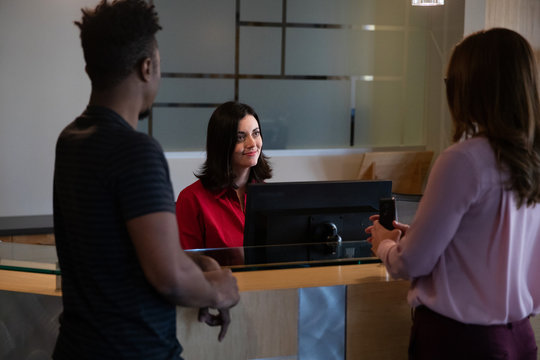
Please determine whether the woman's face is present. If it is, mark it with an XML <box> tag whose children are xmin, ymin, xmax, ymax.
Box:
<box><xmin>232</xmin><ymin>114</ymin><xmax>262</xmax><ymax>174</ymax></box>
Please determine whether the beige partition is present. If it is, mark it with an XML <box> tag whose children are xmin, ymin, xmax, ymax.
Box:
<box><xmin>357</xmin><ymin>151</ymin><xmax>434</xmax><ymax>195</ymax></box>
<box><xmin>177</xmin><ymin>289</ymin><xmax>298</xmax><ymax>360</ymax></box>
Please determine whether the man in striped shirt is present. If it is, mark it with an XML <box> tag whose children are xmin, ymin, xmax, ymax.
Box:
<box><xmin>52</xmin><ymin>1</ymin><xmax>239</xmax><ymax>359</ymax></box>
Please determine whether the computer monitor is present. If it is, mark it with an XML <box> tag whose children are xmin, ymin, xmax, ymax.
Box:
<box><xmin>243</xmin><ymin>180</ymin><xmax>392</xmax><ymax>265</ymax></box>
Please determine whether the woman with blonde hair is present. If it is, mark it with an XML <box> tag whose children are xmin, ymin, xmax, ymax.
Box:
<box><xmin>367</xmin><ymin>28</ymin><xmax>540</xmax><ymax>359</ymax></box>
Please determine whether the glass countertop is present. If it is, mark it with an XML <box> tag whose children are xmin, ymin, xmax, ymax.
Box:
<box><xmin>0</xmin><ymin>242</ymin><xmax>59</xmax><ymax>275</ymax></box>
<box><xmin>0</xmin><ymin>194</ymin><xmax>419</xmax><ymax>274</ymax></box>
<box><xmin>0</xmin><ymin>240</ymin><xmax>380</xmax><ymax>275</ymax></box>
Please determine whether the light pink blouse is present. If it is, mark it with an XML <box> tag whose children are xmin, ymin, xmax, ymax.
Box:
<box><xmin>377</xmin><ymin>137</ymin><xmax>540</xmax><ymax>324</ymax></box>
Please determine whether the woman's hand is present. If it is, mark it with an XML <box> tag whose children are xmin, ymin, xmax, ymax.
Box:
<box><xmin>392</xmin><ymin>220</ymin><xmax>410</xmax><ymax>236</ymax></box>
<box><xmin>365</xmin><ymin>214</ymin><xmax>407</xmax><ymax>255</ymax></box>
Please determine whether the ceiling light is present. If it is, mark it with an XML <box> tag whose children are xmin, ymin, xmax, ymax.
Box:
<box><xmin>412</xmin><ymin>0</ymin><xmax>444</xmax><ymax>6</ymax></box>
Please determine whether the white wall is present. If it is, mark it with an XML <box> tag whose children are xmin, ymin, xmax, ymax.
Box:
<box><xmin>0</xmin><ymin>0</ymin><xmax>475</xmax><ymax>217</ymax></box>
<box><xmin>0</xmin><ymin>0</ymin><xmax>95</xmax><ymax>217</ymax></box>
<box><xmin>464</xmin><ymin>0</ymin><xmax>486</xmax><ymax>36</ymax></box>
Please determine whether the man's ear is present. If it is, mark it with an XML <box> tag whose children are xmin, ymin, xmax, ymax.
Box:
<box><xmin>138</xmin><ymin>57</ymin><xmax>152</xmax><ymax>82</ymax></box>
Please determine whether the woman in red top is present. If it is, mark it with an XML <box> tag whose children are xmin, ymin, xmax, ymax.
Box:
<box><xmin>176</xmin><ymin>101</ymin><xmax>272</xmax><ymax>249</ymax></box>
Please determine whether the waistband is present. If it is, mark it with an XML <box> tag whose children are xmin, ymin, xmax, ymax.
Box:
<box><xmin>412</xmin><ymin>305</ymin><xmax>531</xmax><ymax>330</ymax></box>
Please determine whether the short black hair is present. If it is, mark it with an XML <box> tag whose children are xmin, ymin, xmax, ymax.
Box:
<box><xmin>75</xmin><ymin>0</ymin><xmax>162</xmax><ymax>90</ymax></box>
<box><xmin>197</xmin><ymin>101</ymin><xmax>272</xmax><ymax>190</ymax></box>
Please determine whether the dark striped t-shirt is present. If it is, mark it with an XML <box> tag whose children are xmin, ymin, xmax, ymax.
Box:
<box><xmin>52</xmin><ymin>106</ymin><xmax>182</xmax><ymax>359</ymax></box>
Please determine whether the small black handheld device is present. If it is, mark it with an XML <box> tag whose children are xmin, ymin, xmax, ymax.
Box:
<box><xmin>379</xmin><ymin>197</ymin><xmax>397</xmax><ymax>230</ymax></box>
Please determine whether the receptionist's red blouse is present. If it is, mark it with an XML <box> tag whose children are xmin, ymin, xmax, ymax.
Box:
<box><xmin>176</xmin><ymin>180</ymin><xmax>245</xmax><ymax>249</ymax></box>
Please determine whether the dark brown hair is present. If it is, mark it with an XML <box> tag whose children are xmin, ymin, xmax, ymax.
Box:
<box><xmin>197</xmin><ymin>101</ymin><xmax>272</xmax><ymax>190</ymax></box>
<box><xmin>446</xmin><ymin>28</ymin><xmax>540</xmax><ymax>207</ymax></box>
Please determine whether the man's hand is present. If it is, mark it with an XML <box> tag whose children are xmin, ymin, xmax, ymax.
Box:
<box><xmin>200</xmin><ymin>269</ymin><xmax>239</xmax><ymax>341</ymax></box>
<box><xmin>204</xmin><ymin>269</ymin><xmax>240</xmax><ymax>309</ymax></box>
<box><xmin>188</xmin><ymin>253</ymin><xmax>221</xmax><ymax>272</ymax></box>
<box><xmin>198</xmin><ymin>307</ymin><xmax>232</xmax><ymax>342</ymax></box>
<box><xmin>128</xmin><ymin>212</ymin><xmax>240</xmax><ymax>311</ymax></box>
<box><xmin>188</xmin><ymin>253</ymin><xmax>239</xmax><ymax>341</ymax></box>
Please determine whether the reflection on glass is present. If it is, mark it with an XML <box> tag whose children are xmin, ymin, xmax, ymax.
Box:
<box><xmin>0</xmin><ymin>240</ymin><xmax>378</xmax><ymax>274</ymax></box>
<box><xmin>239</xmin><ymin>27</ymin><xmax>282</xmax><ymax>75</ymax></box>
<box><xmin>287</xmin><ymin>0</ymin><xmax>407</xmax><ymax>25</ymax></box>
<box><xmin>152</xmin><ymin>108</ymin><xmax>214</xmax><ymax>151</ymax></box>
<box><xmin>0</xmin><ymin>242</ymin><xmax>59</xmax><ymax>274</ymax></box>
<box><xmin>0</xmin><ymin>196</ymin><xmax>419</xmax><ymax>274</ymax></box>
<box><xmin>156</xmin><ymin>0</ymin><xmax>236</xmax><ymax>74</ymax></box>
<box><xmin>156</xmin><ymin>78</ymin><xmax>234</xmax><ymax>104</ymax></box>
<box><xmin>239</xmin><ymin>79</ymin><xmax>350</xmax><ymax>149</ymax></box>
<box><xmin>240</xmin><ymin>0</ymin><xmax>282</xmax><ymax>22</ymax></box>
<box><xmin>188</xmin><ymin>241</ymin><xmax>379</xmax><ymax>271</ymax></box>
<box><xmin>151</xmin><ymin>0</ymin><xmax>448</xmax><ymax>151</ymax></box>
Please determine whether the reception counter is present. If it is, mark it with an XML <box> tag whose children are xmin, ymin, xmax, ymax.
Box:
<box><xmin>176</xmin><ymin>262</ymin><xmax>412</xmax><ymax>360</ymax></box>
<box><xmin>0</xmin><ymin>240</ymin><xmax>413</xmax><ymax>360</ymax></box>
<box><xmin>2</xmin><ymin>240</ymin><xmax>540</xmax><ymax>360</ymax></box>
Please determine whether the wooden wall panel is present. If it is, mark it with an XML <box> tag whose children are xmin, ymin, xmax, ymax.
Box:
<box><xmin>347</xmin><ymin>280</ymin><xmax>411</xmax><ymax>360</ymax></box>
<box><xmin>176</xmin><ymin>289</ymin><xmax>298</xmax><ymax>360</ymax></box>
<box><xmin>347</xmin><ymin>279</ymin><xmax>540</xmax><ymax>360</ymax></box>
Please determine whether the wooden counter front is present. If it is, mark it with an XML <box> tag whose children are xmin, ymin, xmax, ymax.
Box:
<box><xmin>0</xmin><ymin>263</ymin><xmax>390</xmax><ymax>295</ymax></box>
<box><xmin>4</xmin><ymin>265</ymin><xmax>539</xmax><ymax>360</ymax></box>
<box><xmin>234</xmin><ymin>262</ymin><xmax>391</xmax><ymax>291</ymax></box>
<box><xmin>1</xmin><ymin>264</ymin><xmax>410</xmax><ymax>359</ymax></box>
<box><xmin>0</xmin><ymin>269</ymin><xmax>60</xmax><ymax>297</ymax></box>
<box><xmin>178</xmin><ymin>264</ymin><xmax>411</xmax><ymax>360</ymax></box>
